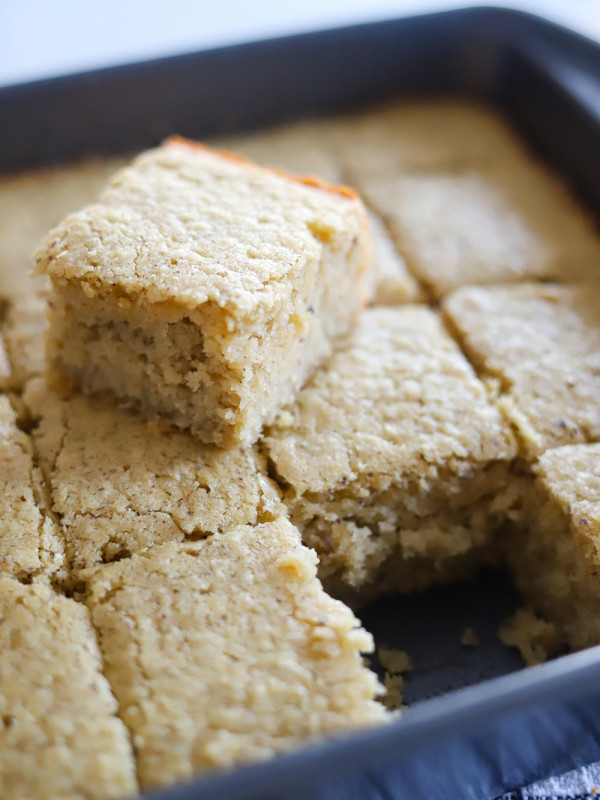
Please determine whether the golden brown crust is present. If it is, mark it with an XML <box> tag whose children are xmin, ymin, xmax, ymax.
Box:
<box><xmin>165</xmin><ymin>135</ymin><xmax>358</xmax><ymax>199</ymax></box>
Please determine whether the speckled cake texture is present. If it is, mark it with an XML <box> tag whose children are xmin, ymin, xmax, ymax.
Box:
<box><xmin>0</xmin><ymin>159</ymin><xmax>125</xmax><ymax>302</ymax></box>
<box><xmin>359</xmin><ymin>163</ymin><xmax>600</xmax><ymax>299</ymax></box>
<box><xmin>264</xmin><ymin>306</ymin><xmax>516</xmax><ymax>595</ymax></box>
<box><xmin>34</xmin><ymin>138</ymin><xmax>372</xmax><ymax>446</ymax></box>
<box><xmin>24</xmin><ymin>377</ymin><xmax>281</xmax><ymax>579</ymax></box>
<box><xmin>0</xmin><ymin>159</ymin><xmax>126</xmax><ymax>392</ymax></box>
<box><xmin>86</xmin><ymin>519</ymin><xmax>384</xmax><ymax>790</ymax></box>
<box><xmin>0</xmin><ymin>578</ymin><xmax>137</xmax><ymax>799</ymax></box>
<box><xmin>0</xmin><ymin>393</ymin><xmax>63</xmax><ymax>581</ymax></box>
<box><xmin>444</xmin><ymin>284</ymin><xmax>600</xmax><ymax>458</ymax></box>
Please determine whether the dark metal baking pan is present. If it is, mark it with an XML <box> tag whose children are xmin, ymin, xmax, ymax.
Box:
<box><xmin>2</xmin><ymin>6</ymin><xmax>600</xmax><ymax>799</ymax></box>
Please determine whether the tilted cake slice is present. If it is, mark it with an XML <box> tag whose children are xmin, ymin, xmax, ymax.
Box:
<box><xmin>263</xmin><ymin>307</ymin><xmax>516</xmax><ymax>597</ymax></box>
<box><xmin>34</xmin><ymin>138</ymin><xmax>371</xmax><ymax>446</ymax></box>
<box><xmin>86</xmin><ymin>519</ymin><xmax>384</xmax><ymax>791</ymax></box>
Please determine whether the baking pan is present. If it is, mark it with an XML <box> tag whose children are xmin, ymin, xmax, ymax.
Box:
<box><xmin>2</xmin><ymin>6</ymin><xmax>600</xmax><ymax>799</ymax></box>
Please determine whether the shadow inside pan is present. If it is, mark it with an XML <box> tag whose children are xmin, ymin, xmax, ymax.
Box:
<box><xmin>361</xmin><ymin>568</ymin><xmax>526</xmax><ymax>704</ymax></box>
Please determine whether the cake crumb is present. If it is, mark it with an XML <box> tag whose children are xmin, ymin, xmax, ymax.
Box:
<box><xmin>379</xmin><ymin>646</ymin><xmax>412</xmax><ymax>674</ymax></box>
<box><xmin>460</xmin><ymin>627</ymin><xmax>478</xmax><ymax>647</ymax></box>
<box><xmin>378</xmin><ymin>646</ymin><xmax>411</xmax><ymax>712</ymax></box>
<box><xmin>382</xmin><ymin>672</ymin><xmax>405</xmax><ymax>712</ymax></box>
<box><xmin>498</xmin><ymin>608</ymin><xmax>562</xmax><ymax>666</ymax></box>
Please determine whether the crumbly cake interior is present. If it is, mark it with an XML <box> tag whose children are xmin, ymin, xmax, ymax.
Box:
<box><xmin>507</xmin><ymin>444</ymin><xmax>600</xmax><ymax>652</ymax></box>
<box><xmin>0</xmin><ymin>97</ymin><xmax>599</xmax><ymax>797</ymax></box>
<box><xmin>264</xmin><ymin>306</ymin><xmax>516</xmax><ymax>596</ymax></box>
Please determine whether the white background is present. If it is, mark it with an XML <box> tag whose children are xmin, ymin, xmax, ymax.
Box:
<box><xmin>1</xmin><ymin>0</ymin><xmax>599</xmax><ymax>88</ymax></box>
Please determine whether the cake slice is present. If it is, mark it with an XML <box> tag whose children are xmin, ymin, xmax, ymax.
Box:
<box><xmin>0</xmin><ymin>394</ymin><xmax>63</xmax><ymax>581</ymax></box>
<box><xmin>444</xmin><ymin>284</ymin><xmax>600</xmax><ymax>458</ymax></box>
<box><xmin>24</xmin><ymin>378</ymin><xmax>281</xmax><ymax>580</ymax></box>
<box><xmin>360</xmin><ymin>163</ymin><xmax>600</xmax><ymax>298</ymax></box>
<box><xmin>34</xmin><ymin>138</ymin><xmax>371</xmax><ymax>446</ymax></box>
<box><xmin>263</xmin><ymin>307</ymin><xmax>516</xmax><ymax>596</ymax></box>
<box><xmin>0</xmin><ymin>578</ymin><xmax>137</xmax><ymax>799</ymax></box>
<box><xmin>86</xmin><ymin>519</ymin><xmax>384</xmax><ymax>790</ymax></box>
<box><xmin>330</xmin><ymin>99</ymin><xmax>530</xmax><ymax>179</ymax></box>
<box><xmin>508</xmin><ymin>444</ymin><xmax>600</xmax><ymax>651</ymax></box>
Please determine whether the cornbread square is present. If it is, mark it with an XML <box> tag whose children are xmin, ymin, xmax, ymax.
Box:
<box><xmin>0</xmin><ymin>578</ymin><xmax>137</xmax><ymax>799</ymax></box>
<box><xmin>330</xmin><ymin>100</ymin><xmax>531</xmax><ymax>179</ymax></box>
<box><xmin>0</xmin><ymin>394</ymin><xmax>63</xmax><ymax>581</ymax></box>
<box><xmin>264</xmin><ymin>307</ymin><xmax>516</xmax><ymax>595</ymax></box>
<box><xmin>24</xmin><ymin>378</ymin><xmax>281</xmax><ymax>579</ymax></box>
<box><xmin>86</xmin><ymin>519</ymin><xmax>384</xmax><ymax>790</ymax></box>
<box><xmin>360</xmin><ymin>164</ymin><xmax>600</xmax><ymax>298</ymax></box>
<box><xmin>35</xmin><ymin>138</ymin><xmax>371</xmax><ymax>446</ymax></box>
<box><xmin>508</xmin><ymin>444</ymin><xmax>600</xmax><ymax>651</ymax></box>
<box><xmin>367</xmin><ymin>212</ymin><xmax>423</xmax><ymax>305</ymax></box>
<box><xmin>444</xmin><ymin>285</ymin><xmax>600</xmax><ymax>458</ymax></box>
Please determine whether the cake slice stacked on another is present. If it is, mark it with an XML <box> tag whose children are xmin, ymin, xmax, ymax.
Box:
<box><xmin>34</xmin><ymin>138</ymin><xmax>372</xmax><ymax>446</ymax></box>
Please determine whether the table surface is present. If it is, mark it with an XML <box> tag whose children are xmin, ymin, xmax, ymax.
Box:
<box><xmin>3</xmin><ymin>1</ymin><xmax>600</xmax><ymax>797</ymax></box>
